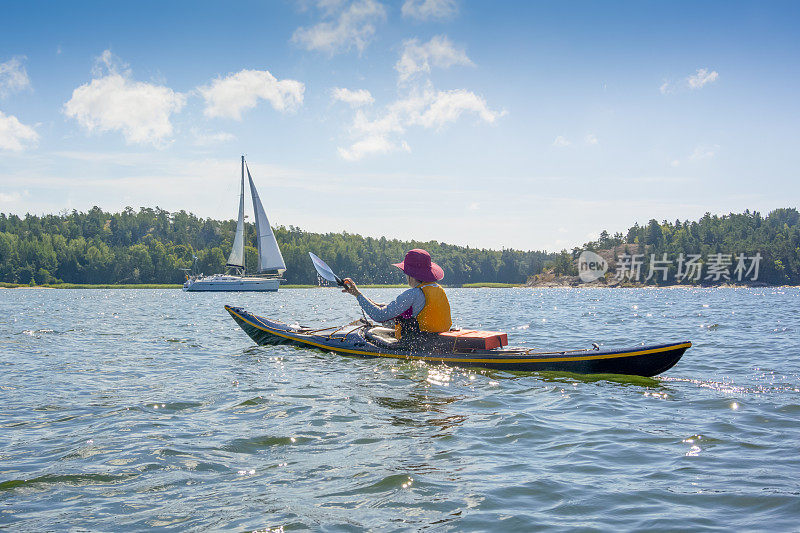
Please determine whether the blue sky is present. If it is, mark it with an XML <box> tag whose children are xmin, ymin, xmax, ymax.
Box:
<box><xmin>1</xmin><ymin>0</ymin><xmax>798</xmax><ymax>251</ymax></box>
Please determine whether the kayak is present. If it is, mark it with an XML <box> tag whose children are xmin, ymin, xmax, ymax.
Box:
<box><xmin>225</xmin><ymin>306</ymin><xmax>690</xmax><ymax>377</ymax></box>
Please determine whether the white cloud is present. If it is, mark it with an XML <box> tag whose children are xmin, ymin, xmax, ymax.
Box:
<box><xmin>396</xmin><ymin>35</ymin><xmax>473</xmax><ymax>83</ymax></box>
<box><xmin>198</xmin><ymin>69</ymin><xmax>305</xmax><ymax>120</ymax></box>
<box><xmin>690</xmin><ymin>144</ymin><xmax>719</xmax><ymax>160</ymax></box>
<box><xmin>552</xmin><ymin>135</ymin><xmax>570</xmax><ymax>147</ymax></box>
<box><xmin>585</xmin><ymin>133</ymin><xmax>598</xmax><ymax>145</ymax></box>
<box><xmin>0</xmin><ymin>110</ymin><xmax>39</xmax><ymax>151</ymax></box>
<box><xmin>401</xmin><ymin>0</ymin><xmax>458</xmax><ymax>21</ymax></box>
<box><xmin>331</xmin><ymin>87</ymin><xmax>374</xmax><ymax>107</ymax></box>
<box><xmin>351</xmin><ymin>107</ymin><xmax>404</xmax><ymax>137</ymax></box>
<box><xmin>386</xmin><ymin>89</ymin><xmax>497</xmax><ymax>130</ymax></box>
<box><xmin>292</xmin><ymin>0</ymin><xmax>386</xmax><ymax>55</ymax></box>
<box><xmin>0</xmin><ymin>191</ymin><xmax>23</xmax><ymax>203</ymax></box>
<box><xmin>409</xmin><ymin>88</ymin><xmax>499</xmax><ymax>128</ymax></box>
<box><xmin>191</xmin><ymin>129</ymin><xmax>236</xmax><ymax>146</ymax></box>
<box><xmin>92</xmin><ymin>49</ymin><xmax>125</xmax><ymax>77</ymax></box>
<box><xmin>338</xmin><ymin>88</ymin><xmax>501</xmax><ymax>160</ymax></box>
<box><xmin>687</xmin><ymin>68</ymin><xmax>719</xmax><ymax>89</ymax></box>
<box><xmin>661</xmin><ymin>68</ymin><xmax>719</xmax><ymax>94</ymax></box>
<box><xmin>63</xmin><ymin>50</ymin><xmax>186</xmax><ymax>146</ymax></box>
<box><xmin>338</xmin><ymin>134</ymin><xmax>396</xmax><ymax>160</ymax></box>
<box><xmin>0</xmin><ymin>57</ymin><xmax>31</xmax><ymax>97</ymax></box>
<box><xmin>333</xmin><ymin>32</ymin><xmax>499</xmax><ymax>161</ymax></box>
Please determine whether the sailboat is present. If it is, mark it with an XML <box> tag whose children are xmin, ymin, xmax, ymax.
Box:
<box><xmin>183</xmin><ymin>156</ymin><xmax>286</xmax><ymax>292</ymax></box>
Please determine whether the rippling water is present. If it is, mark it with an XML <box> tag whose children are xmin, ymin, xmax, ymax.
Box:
<box><xmin>2</xmin><ymin>287</ymin><xmax>799</xmax><ymax>530</ymax></box>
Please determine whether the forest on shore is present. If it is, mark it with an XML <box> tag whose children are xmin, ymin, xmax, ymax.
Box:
<box><xmin>548</xmin><ymin>208</ymin><xmax>800</xmax><ymax>285</ymax></box>
<box><xmin>0</xmin><ymin>206</ymin><xmax>798</xmax><ymax>286</ymax></box>
<box><xmin>0</xmin><ymin>207</ymin><xmax>550</xmax><ymax>285</ymax></box>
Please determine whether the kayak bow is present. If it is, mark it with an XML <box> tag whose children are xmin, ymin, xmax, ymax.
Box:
<box><xmin>225</xmin><ymin>306</ymin><xmax>690</xmax><ymax>377</ymax></box>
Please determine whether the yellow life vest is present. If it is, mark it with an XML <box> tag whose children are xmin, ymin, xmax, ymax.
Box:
<box><xmin>394</xmin><ymin>283</ymin><xmax>452</xmax><ymax>339</ymax></box>
<box><xmin>417</xmin><ymin>283</ymin><xmax>452</xmax><ymax>332</ymax></box>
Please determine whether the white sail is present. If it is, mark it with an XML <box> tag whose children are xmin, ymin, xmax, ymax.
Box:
<box><xmin>246</xmin><ymin>164</ymin><xmax>286</xmax><ymax>274</ymax></box>
<box><xmin>226</xmin><ymin>158</ymin><xmax>246</xmax><ymax>269</ymax></box>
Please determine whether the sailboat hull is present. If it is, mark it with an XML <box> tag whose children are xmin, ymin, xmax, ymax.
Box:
<box><xmin>183</xmin><ymin>276</ymin><xmax>280</xmax><ymax>292</ymax></box>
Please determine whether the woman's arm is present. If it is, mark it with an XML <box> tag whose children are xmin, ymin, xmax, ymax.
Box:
<box><xmin>343</xmin><ymin>279</ymin><xmax>424</xmax><ymax>322</ymax></box>
<box><xmin>356</xmin><ymin>288</ymin><xmax>422</xmax><ymax>322</ymax></box>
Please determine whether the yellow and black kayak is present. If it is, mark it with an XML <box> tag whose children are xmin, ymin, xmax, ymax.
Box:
<box><xmin>225</xmin><ymin>306</ymin><xmax>690</xmax><ymax>377</ymax></box>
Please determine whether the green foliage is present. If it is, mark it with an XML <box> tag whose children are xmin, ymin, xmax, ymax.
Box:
<box><xmin>1</xmin><ymin>206</ymin><xmax>797</xmax><ymax>286</ymax></box>
<box><xmin>583</xmin><ymin>208</ymin><xmax>800</xmax><ymax>285</ymax></box>
<box><xmin>546</xmin><ymin>250</ymin><xmax>578</xmax><ymax>276</ymax></box>
<box><xmin>274</xmin><ymin>226</ymin><xmax>550</xmax><ymax>285</ymax></box>
<box><xmin>0</xmin><ymin>207</ymin><xmax>551</xmax><ymax>285</ymax></box>
<box><xmin>0</xmin><ymin>282</ymin><xmax>180</xmax><ymax>289</ymax></box>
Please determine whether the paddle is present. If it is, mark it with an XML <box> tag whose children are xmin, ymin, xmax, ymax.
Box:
<box><xmin>309</xmin><ymin>252</ymin><xmax>344</xmax><ymax>286</ymax></box>
<box><xmin>310</xmin><ymin>252</ymin><xmax>375</xmax><ymax>327</ymax></box>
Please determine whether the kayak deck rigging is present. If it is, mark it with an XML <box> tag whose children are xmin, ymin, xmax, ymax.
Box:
<box><xmin>225</xmin><ymin>305</ymin><xmax>690</xmax><ymax>377</ymax></box>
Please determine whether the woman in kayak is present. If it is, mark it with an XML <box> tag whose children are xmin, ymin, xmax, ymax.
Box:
<box><xmin>342</xmin><ymin>249</ymin><xmax>452</xmax><ymax>340</ymax></box>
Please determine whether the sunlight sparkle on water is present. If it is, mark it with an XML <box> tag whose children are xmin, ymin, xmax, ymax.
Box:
<box><xmin>685</xmin><ymin>445</ymin><xmax>702</xmax><ymax>457</ymax></box>
<box><xmin>426</xmin><ymin>368</ymin><xmax>452</xmax><ymax>386</ymax></box>
<box><xmin>682</xmin><ymin>435</ymin><xmax>704</xmax><ymax>456</ymax></box>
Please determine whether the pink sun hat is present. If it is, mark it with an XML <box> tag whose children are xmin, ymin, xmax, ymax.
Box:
<box><xmin>393</xmin><ymin>249</ymin><xmax>444</xmax><ymax>282</ymax></box>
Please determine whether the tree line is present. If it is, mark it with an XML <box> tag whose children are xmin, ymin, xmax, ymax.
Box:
<box><xmin>0</xmin><ymin>206</ymin><xmax>550</xmax><ymax>285</ymax></box>
<box><xmin>553</xmin><ymin>208</ymin><xmax>800</xmax><ymax>285</ymax></box>
<box><xmin>0</xmin><ymin>206</ymin><xmax>797</xmax><ymax>286</ymax></box>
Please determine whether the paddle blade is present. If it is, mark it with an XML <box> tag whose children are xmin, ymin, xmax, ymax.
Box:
<box><xmin>309</xmin><ymin>252</ymin><xmax>343</xmax><ymax>285</ymax></box>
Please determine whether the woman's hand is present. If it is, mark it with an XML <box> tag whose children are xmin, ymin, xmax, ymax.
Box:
<box><xmin>341</xmin><ymin>278</ymin><xmax>360</xmax><ymax>296</ymax></box>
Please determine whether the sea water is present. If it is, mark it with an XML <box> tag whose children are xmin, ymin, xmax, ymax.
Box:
<box><xmin>1</xmin><ymin>288</ymin><xmax>799</xmax><ymax>530</ymax></box>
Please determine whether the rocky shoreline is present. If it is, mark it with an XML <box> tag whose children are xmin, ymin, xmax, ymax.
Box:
<box><xmin>525</xmin><ymin>272</ymin><xmax>775</xmax><ymax>288</ymax></box>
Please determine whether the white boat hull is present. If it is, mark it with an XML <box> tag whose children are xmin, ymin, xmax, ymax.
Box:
<box><xmin>183</xmin><ymin>275</ymin><xmax>280</xmax><ymax>292</ymax></box>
